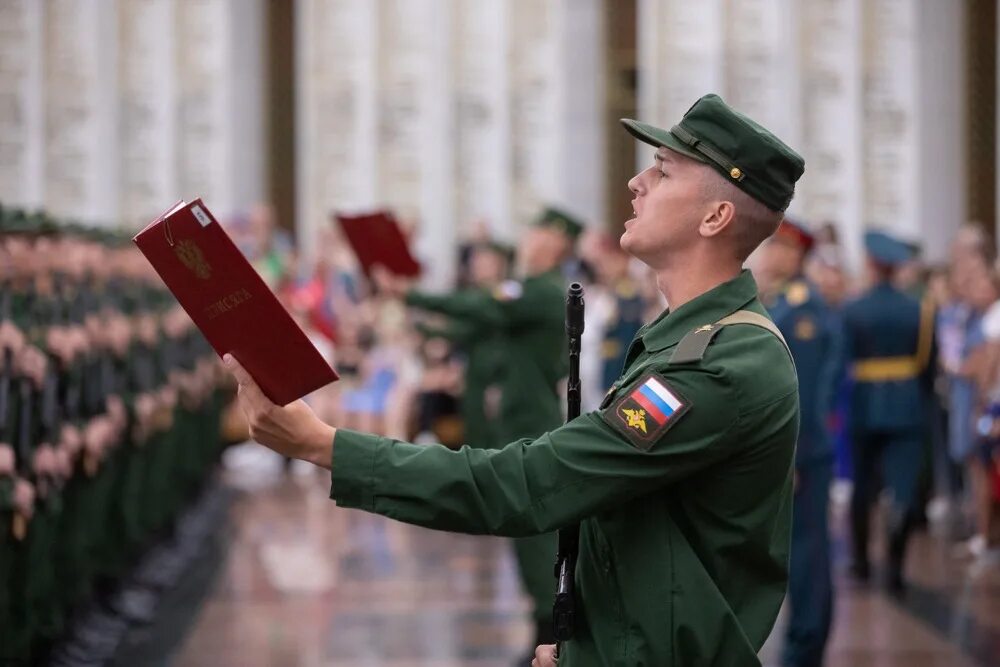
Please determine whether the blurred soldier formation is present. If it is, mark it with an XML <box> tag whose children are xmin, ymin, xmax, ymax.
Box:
<box><xmin>0</xmin><ymin>207</ymin><xmax>228</xmax><ymax>664</ymax></box>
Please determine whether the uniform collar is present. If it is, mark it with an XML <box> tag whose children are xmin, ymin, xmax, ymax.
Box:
<box><xmin>641</xmin><ymin>269</ymin><xmax>759</xmax><ymax>352</ymax></box>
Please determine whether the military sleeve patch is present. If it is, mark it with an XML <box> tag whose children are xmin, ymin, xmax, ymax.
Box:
<box><xmin>601</xmin><ymin>372</ymin><xmax>691</xmax><ymax>451</ymax></box>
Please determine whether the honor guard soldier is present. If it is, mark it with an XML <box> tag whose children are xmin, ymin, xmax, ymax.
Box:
<box><xmin>757</xmin><ymin>219</ymin><xmax>841</xmax><ymax>667</ymax></box>
<box><xmin>228</xmin><ymin>93</ymin><xmax>805</xmax><ymax>666</ymax></box>
<box><xmin>379</xmin><ymin>208</ymin><xmax>584</xmax><ymax>664</ymax></box>
<box><xmin>845</xmin><ymin>231</ymin><xmax>935</xmax><ymax>592</ymax></box>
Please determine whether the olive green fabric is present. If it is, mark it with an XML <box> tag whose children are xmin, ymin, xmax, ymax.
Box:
<box><xmin>621</xmin><ymin>93</ymin><xmax>805</xmax><ymax>212</ymax></box>
<box><xmin>405</xmin><ymin>269</ymin><xmax>567</xmax><ymax>619</ymax></box>
<box><xmin>414</xmin><ymin>316</ymin><xmax>505</xmax><ymax>450</ymax></box>
<box><xmin>332</xmin><ymin>270</ymin><xmax>798</xmax><ymax>666</ymax></box>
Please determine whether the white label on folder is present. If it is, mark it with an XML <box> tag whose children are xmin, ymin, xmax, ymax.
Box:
<box><xmin>191</xmin><ymin>205</ymin><xmax>212</xmax><ymax>227</ymax></box>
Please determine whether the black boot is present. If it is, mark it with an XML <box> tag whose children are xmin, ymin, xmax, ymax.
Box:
<box><xmin>886</xmin><ymin>511</ymin><xmax>914</xmax><ymax>596</ymax></box>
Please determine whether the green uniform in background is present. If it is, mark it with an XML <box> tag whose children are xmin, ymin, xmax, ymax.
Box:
<box><xmin>406</xmin><ymin>268</ymin><xmax>567</xmax><ymax>629</ymax></box>
<box><xmin>416</xmin><ymin>312</ymin><xmax>506</xmax><ymax>450</ymax></box>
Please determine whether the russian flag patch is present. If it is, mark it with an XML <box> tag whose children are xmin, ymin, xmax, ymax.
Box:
<box><xmin>603</xmin><ymin>372</ymin><xmax>690</xmax><ymax>450</ymax></box>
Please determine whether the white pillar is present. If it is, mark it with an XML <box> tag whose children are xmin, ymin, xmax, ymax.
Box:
<box><xmin>295</xmin><ymin>0</ymin><xmax>379</xmax><ymax>262</ymax></box>
<box><xmin>452</xmin><ymin>0</ymin><xmax>512</xmax><ymax>240</ymax></box>
<box><xmin>798</xmin><ymin>0</ymin><xmax>865</xmax><ymax>270</ymax></box>
<box><xmin>861</xmin><ymin>0</ymin><xmax>920</xmax><ymax>242</ymax></box>
<box><xmin>43</xmin><ymin>0</ymin><xmax>119</xmax><ymax>225</ymax></box>
<box><xmin>0</xmin><ymin>0</ymin><xmax>45</xmax><ymax>210</ymax></box>
<box><xmin>118</xmin><ymin>0</ymin><xmax>177</xmax><ymax>229</ymax></box>
<box><xmin>226</xmin><ymin>0</ymin><xmax>266</xmax><ymax>214</ymax></box>
<box><xmin>508</xmin><ymin>0</ymin><xmax>561</xmax><ymax>229</ymax></box>
<box><xmin>914</xmin><ymin>0</ymin><xmax>966</xmax><ymax>262</ymax></box>
<box><xmin>636</xmin><ymin>0</ymin><xmax>725</xmax><ymax>168</ymax></box>
<box><xmin>174</xmin><ymin>0</ymin><xmax>264</xmax><ymax>220</ymax></box>
<box><xmin>551</xmin><ymin>0</ymin><xmax>604</xmax><ymax>227</ymax></box>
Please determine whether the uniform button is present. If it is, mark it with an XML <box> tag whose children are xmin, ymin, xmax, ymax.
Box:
<box><xmin>730</xmin><ymin>167</ymin><xmax>742</xmax><ymax>179</ymax></box>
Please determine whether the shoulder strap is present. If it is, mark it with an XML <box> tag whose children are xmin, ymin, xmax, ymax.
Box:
<box><xmin>669</xmin><ymin>309</ymin><xmax>791</xmax><ymax>365</ymax></box>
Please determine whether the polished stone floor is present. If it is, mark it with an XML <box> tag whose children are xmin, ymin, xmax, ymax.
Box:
<box><xmin>174</xmin><ymin>449</ymin><xmax>1000</xmax><ymax>667</ymax></box>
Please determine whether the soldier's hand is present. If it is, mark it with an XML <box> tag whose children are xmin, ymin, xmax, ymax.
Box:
<box><xmin>61</xmin><ymin>424</ymin><xmax>83</xmax><ymax>456</ymax></box>
<box><xmin>532</xmin><ymin>644</ymin><xmax>557</xmax><ymax>667</ymax></box>
<box><xmin>372</xmin><ymin>265</ymin><xmax>410</xmax><ymax>298</ymax></box>
<box><xmin>0</xmin><ymin>443</ymin><xmax>14</xmax><ymax>475</ymax></box>
<box><xmin>224</xmin><ymin>354</ymin><xmax>335</xmax><ymax>468</ymax></box>
<box><xmin>33</xmin><ymin>444</ymin><xmax>57</xmax><ymax>477</ymax></box>
<box><xmin>0</xmin><ymin>321</ymin><xmax>25</xmax><ymax>355</ymax></box>
<box><xmin>13</xmin><ymin>478</ymin><xmax>35</xmax><ymax>519</ymax></box>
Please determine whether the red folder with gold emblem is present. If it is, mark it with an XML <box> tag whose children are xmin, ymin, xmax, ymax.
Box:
<box><xmin>133</xmin><ymin>199</ymin><xmax>338</xmax><ymax>405</ymax></box>
<box><xmin>334</xmin><ymin>210</ymin><xmax>422</xmax><ymax>278</ymax></box>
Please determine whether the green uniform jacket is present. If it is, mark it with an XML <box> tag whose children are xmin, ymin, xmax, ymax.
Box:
<box><xmin>406</xmin><ymin>269</ymin><xmax>566</xmax><ymax>441</ymax></box>
<box><xmin>414</xmin><ymin>302</ymin><xmax>506</xmax><ymax>449</ymax></box>
<box><xmin>332</xmin><ymin>271</ymin><xmax>797</xmax><ymax>666</ymax></box>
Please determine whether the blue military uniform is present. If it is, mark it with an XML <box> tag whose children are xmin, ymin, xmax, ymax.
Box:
<box><xmin>764</xmin><ymin>221</ymin><xmax>841</xmax><ymax>667</ymax></box>
<box><xmin>599</xmin><ymin>277</ymin><xmax>646</xmax><ymax>392</ymax></box>
<box><xmin>844</xmin><ymin>231</ymin><xmax>935</xmax><ymax>591</ymax></box>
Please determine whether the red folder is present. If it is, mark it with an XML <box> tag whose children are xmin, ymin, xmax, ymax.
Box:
<box><xmin>335</xmin><ymin>210</ymin><xmax>421</xmax><ymax>278</ymax></box>
<box><xmin>134</xmin><ymin>199</ymin><xmax>338</xmax><ymax>405</ymax></box>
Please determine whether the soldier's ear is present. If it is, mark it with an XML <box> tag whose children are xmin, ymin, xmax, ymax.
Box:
<box><xmin>698</xmin><ymin>200</ymin><xmax>735</xmax><ymax>239</ymax></box>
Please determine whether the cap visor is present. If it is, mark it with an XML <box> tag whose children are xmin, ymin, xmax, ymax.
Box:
<box><xmin>619</xmin><ymin>118</ymin><xmax>706</xmax><ymax>164</ymax></box>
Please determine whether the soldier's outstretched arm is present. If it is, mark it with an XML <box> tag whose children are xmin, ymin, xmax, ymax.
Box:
<box><xmin>405</xmin><ymin>289</ymin><xmax>506</xmax><ymax>328</ymax></box>
<box><xmin>225</xmin><ymin>355</ymin><xmax>763</xmax><ymax>537</ymax></box>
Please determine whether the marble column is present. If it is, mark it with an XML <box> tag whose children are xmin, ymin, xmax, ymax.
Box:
<box><xmin>452</xmin><ymin>0</ymin><xmax>511</xmax><ymax>239</ymax></box>
<box><xmin>377</xmin><ymin>0</ymin><xmax>455</xmax><ymax>289</ymax></box>
<box><xmin>43</xmin><ymin>0</ymin><xmax>119</xmax><ymax>225</ymax></box>
<box><xmin>118</xmin><ymin>0</ymin><xmax>177</xmax><ymax>229</ymax></box>
<box><xmin>798</xmin><ymin>0</ymin><xmax>864</xmax><ymax>269</ymax></box>
<box><xmin>508</xmin><ymin>0</ymin><xmax>560</xmax><ymax>229</ymax></box>
<box><xmin>0</xmin><ymin>0</ymin><xmax>45</xmax><ymax>210</ymax></box>
<box><xmin>296</xmin><ymin>0</ymin><xmax>379</xmax><ymax>261</ymax></box>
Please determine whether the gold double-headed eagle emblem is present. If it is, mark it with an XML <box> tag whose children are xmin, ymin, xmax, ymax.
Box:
<box><xmin>622</xmin><ymin>407</ymin><xmax>648</xmax><ymax>434</ymax></box>
<box><xmin>174</xmin><ymin>238</ymin><xmax>212</xmax><ymax>280</ymax></box>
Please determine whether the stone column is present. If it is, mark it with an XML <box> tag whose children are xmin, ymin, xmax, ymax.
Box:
<box><xmin>44</xmin><ymin>0</ymin><xmax>119</xmax><ymax>224</ymax></box>
<box><xmin>508</xmin><ymin>0</ymin><xmax>560</xmax><ymax>229</ymax></box>
<box><xmin>452</xmin><ymin>0</ymin><xmax>511</xmax><ymax>239</ymax></box>
<box><xmin>295</xmin><ymin>0</ymin><xmax>379</xmax><ymax>261</ymax></box>
<box><xmin>118</xmin><ymin>0</ymin><xmax>177</xmax><ymax>229</ymax></box>
<box><xmin>375</xmin><ymin>0</ymin><xmax>454</xmax><ymax>289</ymax></box>
<box><xmin>798</xmin><ymin>0</ymin><xmax>864</xmax><ymax>269</ymax></box>
<box><xmin>0</xmin><ymin>0</ymin><xmax>45</xmax><ymax>210</ymax></box>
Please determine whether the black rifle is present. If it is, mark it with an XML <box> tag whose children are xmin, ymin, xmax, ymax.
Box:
<box><xmin>553</xmin><ymin>282</ymin><xmax>584</xmax><ymax>657</ymax></box>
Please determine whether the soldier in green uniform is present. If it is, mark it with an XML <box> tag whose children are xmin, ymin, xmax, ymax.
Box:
<box><xmin>227</xmin><ymin>93</ymin><xmax>805</xmax><ymax>666</ymax></box>
<box><xmin>408</xmin><ymin>240</ymin><xmax>514</xmax><ymax>451</ymax></box>
<box><xmin>378</xmin><ymin>210</ymin><xmax>583</xmax><ymax>661</ymax></box>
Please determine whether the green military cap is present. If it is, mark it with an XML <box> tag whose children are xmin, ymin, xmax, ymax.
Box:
<box><xmin>621</xmin><ymin>93</ymin><xmax>805</xmax><ymax>212</ymax></box>
<box><xmin>535</xmin><ymin>206</ymin><xmax>585</xmax><ymax>241</ymax></box>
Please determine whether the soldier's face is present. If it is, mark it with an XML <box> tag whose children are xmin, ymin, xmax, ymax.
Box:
<box><xmin>470</xmin><ymin>248</ymin><xmax>507</xmax><ymax>287</ymax></box>
<box><xmin>622</xmin><ymin>148</ymin><xmax>711</xmax><ymax>265</ymax></box>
